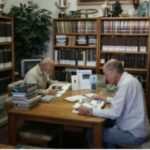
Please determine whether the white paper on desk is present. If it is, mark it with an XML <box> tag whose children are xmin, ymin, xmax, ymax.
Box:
<box><xmin>49</xmin><ymin>82</ymin><xmax>71</xmax><ymax>97</ymax></box>
<box><xmin>84</xmin><ymin>93</ymin><xmax>95</xmax><ymax>98</ymax></box>
<box><xmin>72</xmin><ymin>99</ymin><xmax>105</xmax><ymax>114</ymax></box>
<box><xmin>65</xmin><ymin>95</ymin><xmax>86</xmax><ymax>102</ymax></box>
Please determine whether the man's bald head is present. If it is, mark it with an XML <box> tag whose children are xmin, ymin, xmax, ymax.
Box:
<box><xmin>39</xmin><ymin>57</ymin><xmax>55</xmax><ymax>75</ymax></box>
<box><xmin>39</xmin><ymin>58</ymin><xmax>54</xmax><ymax>67</ymax></box>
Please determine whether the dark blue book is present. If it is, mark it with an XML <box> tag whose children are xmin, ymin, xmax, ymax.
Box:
<box><xmin>11</xmin><ymin>83</ymin><xmax>37</xmax><ymax>93</ymax></box>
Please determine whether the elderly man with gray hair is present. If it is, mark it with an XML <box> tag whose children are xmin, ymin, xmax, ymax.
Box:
<box><xmin>79</xmin><ymin>59</ymin><xmax>149</xmax><ymax>148</ymax></box>
<box><xmin>24</xmin><ymin>57</ymin><xmax>57</xmax><ymax>95</ymax></box>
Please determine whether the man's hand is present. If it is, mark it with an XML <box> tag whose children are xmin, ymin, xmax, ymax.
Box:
<box><xmin>78</xmin><ymin>106</ymin><xmax>92</xmax><ymax>116</ymax></box>
<box><xmin>47</xmin><ymin>89</ymin><xmax>57</xmax><ymax>95</ymax></box>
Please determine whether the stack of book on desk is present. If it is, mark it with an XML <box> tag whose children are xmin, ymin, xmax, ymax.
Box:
<box><xmin>10</xmin><ymin>83</ymin><xmax>41</xmax><ymax>110</ymax></box>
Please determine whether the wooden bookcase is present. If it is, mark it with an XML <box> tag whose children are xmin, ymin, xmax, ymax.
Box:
<box><xmin>99</xmin><ymin>17</ymin><xmax>150</xmax><ymax>115</ymax></box>
<box><xmin>0</xmin><ymin>16</ymin><xmax>15</xmax><ymax>94</ymax></box>
<box><xmin>52</xmin><ymin>17</ymin><xmax>150</xmax><ymax>116</ymax></box>
<box><xmin>52</xmin><ymin>18</ymin><xmax>99</xmax><ymax>81</ymax></box>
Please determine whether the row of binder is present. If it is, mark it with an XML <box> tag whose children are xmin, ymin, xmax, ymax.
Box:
<box><xmin>55</xmin><ymin>49</ymin><xmax>96</xmax><ymax>66</ymax></box>
<box><xmin>101</xmin><ymin>36</ymin><xmax>147</xmax><ymax>52</ymax></box>
<box><xmin>100</xmin><ymin>53</ymin><xmax>146</xmax><ymax>69</ymax></box>
<box><xmin>101</xmin><ymin>20</ymin><xmax>149</xmax><ymax>33</ymax></box>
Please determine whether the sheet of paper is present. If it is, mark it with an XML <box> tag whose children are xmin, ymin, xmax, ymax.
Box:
<box><xmin>72</xmin><ymin>98</ymin><xmax>105</xmax><ymax>114</ymax></box>
<box><xmin>49</xmin><ymin>82</ymin><xmax>71</xmax><ymax>97</ymax></box>
<box><xmin>65</xmin><ymin>95</ymin><xmax>86</xmax><ymax>102</ymax></box>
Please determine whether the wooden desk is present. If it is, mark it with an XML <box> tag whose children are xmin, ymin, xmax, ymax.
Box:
<box><xmin>8</xmin><ymin>89</ymin><xmax>106</xmax><ymax>148</ymax></box>
<box><xmin>0</xmin><ymin>143</ymin><xmax>15</xmax><ymax>148</ymax></box>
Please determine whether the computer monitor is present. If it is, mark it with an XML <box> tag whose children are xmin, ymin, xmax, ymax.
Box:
<box><xmin>21</xmin><ymin>59</ymin><xmax>41</xmax><ymax>78</ymax></box>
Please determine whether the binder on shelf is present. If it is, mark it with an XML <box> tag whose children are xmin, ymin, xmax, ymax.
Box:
<box><xmin>139</xmin><ymin>36</ymin><xmax>147</xmax><ymax>52</ymax></box>
<box><xmin>0</xmin><ymin>22</ymin><xmax>12</xmax><ymax>42</ymax></box>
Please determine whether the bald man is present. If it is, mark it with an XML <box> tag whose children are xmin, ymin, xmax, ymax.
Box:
<box><xmin>24</xmin><ymin>57</ymin><xmax>57</xmax><ymax>95</ymax></box>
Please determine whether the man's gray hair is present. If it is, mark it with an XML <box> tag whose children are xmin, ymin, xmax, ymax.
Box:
<box><xmin>39</xmin><ymin>58</ymin><xmax>54</xmax><ymax>67</ymax></box>
<box><xmin>104</xmin><ymin>59</ymin><xmax>124</xmax><ymax>73</ymax></box>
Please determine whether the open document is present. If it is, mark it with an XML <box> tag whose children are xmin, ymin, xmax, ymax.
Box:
<box><xmin>64</xmin><ymin>93</ymin><xmax>105</xmax><ymax>114</ymax></box>
<box><xmin>72</xmin><ymin>98</ymin><xmax>105</xmax><ymax>114</ymax></box>
<box><xmin>49</xmin><ymin>82</ymin><xmax>71</xmax><ymax>97</ymax></box>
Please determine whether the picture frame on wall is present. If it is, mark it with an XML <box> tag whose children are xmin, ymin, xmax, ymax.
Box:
<box><xmin>77</xmin><ymin>0</ymin><xmax>132</xmax><ymax>5</ymax></box>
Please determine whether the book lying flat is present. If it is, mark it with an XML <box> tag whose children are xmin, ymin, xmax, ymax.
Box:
<box><xmin>11</xmin><ymin>83</ymin><xmax>37</xmax><ymax>93</ymax></box>
<box><xmin>11</xmin><ymin>95</ymin><xmax>41</xmax><ymax>104</ymax></box>
<box><xmin>40</xmin><ymin>95</ymin><xmax>55</xmax><ymax>103</ymax></box>
<box><xmin>12</xmin><ymin>91</ymin><xmax>38</xmax><ymax>100</ymax></box>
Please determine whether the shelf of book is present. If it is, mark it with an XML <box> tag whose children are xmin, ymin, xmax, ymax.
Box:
<box><xmin>0</xmin><ymin>67</ymin><xmax>14</xmax><ymax>72</ymax></box>
<box><xmin>101</xmin><ymin>33</ymin><xmax>149</xmax><ymax>36</ymax></box>
<box><xmin>53</xmin><ymin>17</ymin><xmax>150</xmax><ymax>116</ymax></box>
<box><xmin>99</xmin><ymin>17</ymin><xmax>150</xmax><ymax>116</ymax></box>
<box><xmin>0</xmin><ymin>16</ymin><xmax>14</xmax><ymax>94</ymax></box>
<box><xmin>53</xmin><ymin>18</ymin><xmax>99</xmax><ymax>82</ymax></box>
<box><xmin>55</xmin><ymin>64</ymin><xmax>97</xmax><ymax>69</ymax></box>
<box><xmin>101</xmin><ymin>51</ymin><xmax>148</xmax><ymax>54</ymax></box>
<box><xmin>54</xmin><ymin>46</ymin><xmax>96</xmax><ymax>48</ymax></box>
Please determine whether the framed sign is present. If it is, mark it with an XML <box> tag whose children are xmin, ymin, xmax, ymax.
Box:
<box><xmin>77</xmin><ymin>0</ymin><xmax>132</xmax><ymax>5</ymax></box>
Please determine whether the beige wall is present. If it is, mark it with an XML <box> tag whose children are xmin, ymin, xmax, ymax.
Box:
<box><xmin>4</xmin><ymin>0</ymin><xmax>135</xmax><ymax>17</ymax></box>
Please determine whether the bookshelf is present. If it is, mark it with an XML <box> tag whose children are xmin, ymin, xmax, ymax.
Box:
<box><xmin>53</xmin><ymin>18</ymin><xmax>99</xmax><ymax>81</ymax></box>
<box><xmin>99</xmin><ymin>17</ymin><xmax>150</xmax><ymax>115</ymax></box>
<box><xmin>0</xmin><ymin>16</ymin><xmax>14</xmax><ymax>94</ymax></box>
<box><xmin>52</xmin><ymin>17</ymin><xmax>150</xmax><ymax>116</ymax></box>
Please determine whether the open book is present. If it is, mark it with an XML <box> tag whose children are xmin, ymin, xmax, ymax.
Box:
<box><xmin>49</xmin><ymin>82</ymin><xmax>71</xmax><ymax>97</ymax></box>
<box><xmin>64</xmin><ymin>93</ymin><xmax>105</xmax><ymax>114</ymax></box>
<box><xmin>64</xmin><ymin>93</ymin><xmax>95</xmax><ymax>102</ymax></box>
<box><xmin>72</xmin><ymin>98</ymin><xmax>105</xmax><ymax>114</ymax></box>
